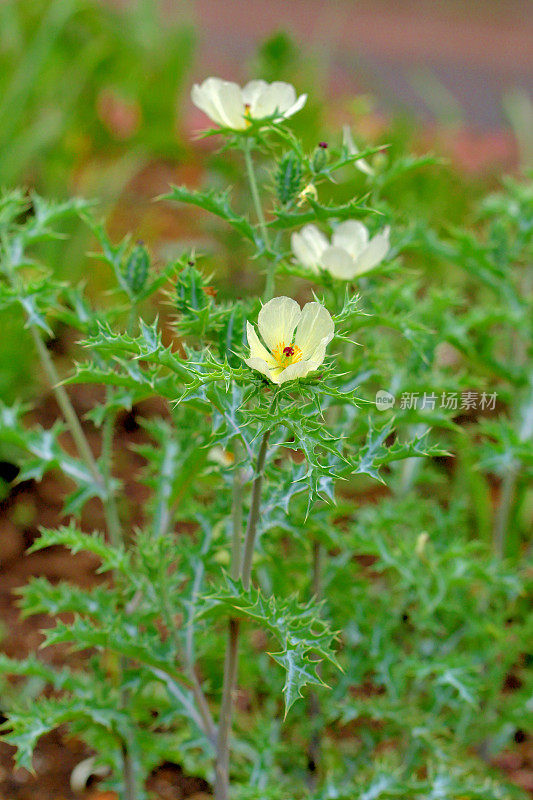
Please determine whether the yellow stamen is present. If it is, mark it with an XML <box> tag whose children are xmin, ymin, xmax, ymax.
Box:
<box><xmin>271</xmin><ymin>341</ymin><xmax>302</xmax><ymax>369</ymax></box>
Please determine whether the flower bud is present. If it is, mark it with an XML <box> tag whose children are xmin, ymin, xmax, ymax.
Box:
<box><xmin>312</xmin><ymin>141</ymin><xmax>329</xmax><ymax>172</ymax></box>
<box><xmin>276</xmin><ymin>151</ymin><xmax>303</xmax><ymax>205</ymax></box>
<box><xmin>176</xmin><ymin>263</ymin><xmax>209</xmax><ymax>313</ymax></box>
<box><xmin>124</xmin><ymin>241</ymin><xmax>149</xmax><ymax>295</ymax></box>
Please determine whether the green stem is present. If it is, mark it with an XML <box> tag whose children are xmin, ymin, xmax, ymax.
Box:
<box><xmin>243</xmin><ymin>139</ymin><xmax>275</xmax><ymax>301</ymax></box>
<box><xmin>159</xmin><ymin>561</ymin><xmax>217</xmax><ymax>744</ymax></box>
<box><xmin>241</xmin><ymin>429</ymin><xmax>271</xmax><ymax>591</ymax></box>
<box><xmin>214</xmin><ymin>617</ymin><xmax>240</xmax><ymax>800</ymax></box>
<box><xmin>493</xmin><ymin>466</ymin><xmax>517</xmax><ymax>558</ymax></box>
<box><xmin>121</xmin><ymin>730</ymin><xmax>142</xmax><ymax>800</ymax></box>
<box><xmin>215</xmin><ymin>429</ymin><xmax>271</xmax><ymax>799</ymax></box>
<box><xmin>30</xmin><ymin>327</ymin><xmax>101</xmax><ymax>486</ymax></box>
<box><xmin>231</xmin><ymin>441</ymin><xmax>244</xmax><ymax>580</ymax></box>
<box><xmin>307</xmin><ymin>539</ymin><xmax>322</xmax><ymax>785</ymax></box>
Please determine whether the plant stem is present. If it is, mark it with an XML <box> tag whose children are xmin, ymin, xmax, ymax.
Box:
<box><xmin>241</xmin><ymin>429</ymin><xmax>271</xmax><ymax>591</ymax></box>
<box><xmin>231</xmin><ymin>441</ymin><xmax>244</xmax><ymax>580</ymax></box>
<box><xmin>215</xmin><ymin>429</ymin><xmax>271</xmax><ymax>799</ymax></box>
<box><xmin>214</xmin><ymin>617</ymin><xmax>240</xmax><ymax>800</ymax></box>
<box><xmin>243</xmin><ymin>139</ymin><xmax>275</xmax><ymax>301</ymax></box>
<box><xmin>159</xmin><ymin>560</ymin><xmax>217</xmax><ymax>744</ymax></box>
<box><xmin>307</xmin><ymin>539</ymin><xmax>322</xmax><ymax>786</ymax></box>
<box><xmin>121</xmin><ymin>730</ymin><xmax>142</xmax><ymax>800</ymax></box>
<box><xmin>30</xmin><ymin>327</ymin><xmax>102</xmax><ymax>485</ymax></box>
<box><xmin>493</xmin><ymin>466</ymin><xmax>517</xmax><ymax>558</ymax></box>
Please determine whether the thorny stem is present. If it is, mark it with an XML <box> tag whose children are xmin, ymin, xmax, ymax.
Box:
<box><xmin>122</xmin><ymin>743</ymin><xmax>140</xmax><ymax>800</ymax></box>
<box><xmin>215</xmin><ymin>429</ymin><xmax>271</xmax><ymax>800</ymax></box>
<box><xmin>243</xmin><ymin>139</ymin><xmax>275</xmax><ymax>302</ymax></box>
<box><xmin>30</xmin><ymin>327</ymin><xmax>101</xmax><ymax>485</ymax></box>
<box><xmin>31</xmin><ymin>327</ymin><xmax>124</xmax><ymax>555</ymax></box>
<box><xmin>493</xmin><ymin>386</ymin><xmax>533</xmax><ymax>557</ymax></box>
<box><xmin>231</xmin><ymin>441</ymin><xmax>244</xmax><ymax>580</ymax></box>
<box><xmin>493</xmin><ymin>467</ymin><xmax>517</xmax><ymax>558</ymax></box>
<box><xmin>100</xmin><ymin>403</ymin><xmax>123</xmax><ymax>549</ymax></box>
<box><xmin>307</xmin><ymin>540</ymin><xmax>322</xmax><ymax>785</ymax></box>
<box><xmin>214</xmin><ymin>618</ymin><xmax>240</xmax><ymax>800</ymax></box>
<box><xmin>241</xmin><ymin>429</ymin><xmax>271</xmax><ymax>591</ymax></box>
<box><xmin>159</xmin><ymin>561</ymin><xmax>217</xmax><ymax>744</ymax></box>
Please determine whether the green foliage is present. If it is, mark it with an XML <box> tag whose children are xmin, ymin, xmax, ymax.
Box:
<box><xmin>0</xmin><ymin>61</ymin><xmax>531</xmax><ymax>800</ymax></box>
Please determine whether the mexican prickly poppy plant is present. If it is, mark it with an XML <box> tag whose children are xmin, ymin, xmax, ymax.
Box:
<box><xmin>244</xmin><ymin>296</ymin><xmax>334</xmax><ymax>384</ymax></box>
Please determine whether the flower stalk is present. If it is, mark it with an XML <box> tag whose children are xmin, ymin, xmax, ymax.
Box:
<box><xmin>243</xmin><ymin>139</ymin><xmax>275</xmax><ymax>300</ymax></box>
<box><xmin>214</xmin><ymin>428</ymin><xmax>271</xmax><ymax>800</ymax></box>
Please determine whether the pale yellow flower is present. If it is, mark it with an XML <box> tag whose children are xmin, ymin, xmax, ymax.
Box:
<box><xmin>244</xmin><ymin>296</ymin><xmax>334</xmax><ymax>384</ymax></box>
<box><xmin>191</xmin><ymin>78</ymin><xmax>307</xmax><ymax>131</ymax></box>
<box><xmin>291</xmin><ymin>221</ymin><xmax>390</xmax><ymax>280</ymax></box>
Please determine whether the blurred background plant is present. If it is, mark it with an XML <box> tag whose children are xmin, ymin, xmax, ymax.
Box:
<box><xmin>0</xmin><ymin>0</ymin><xmax>195</xmax><ymax>401</ymax></box>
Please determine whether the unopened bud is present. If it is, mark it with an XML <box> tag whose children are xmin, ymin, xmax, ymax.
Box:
<box><xmin>124</xmin><ymin>243</ymin><xmax>149</xmax><ymax>295</ymax></box>
<box><xmin>276</xmin><ymin>151</ymin><xmax>303</xmax><ymax>205</ymax></box>
<box><xmin>312</xmin><ymin>141</ymin><xmax>329</xmax><ymax>172</ymax></box>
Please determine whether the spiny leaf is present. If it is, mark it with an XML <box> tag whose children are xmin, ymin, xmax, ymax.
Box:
<box><xmin>162</xmin><ymin>185</ymin><xmax>257</xmax><ymax>245</ymax></box>
<box><xmin>198</xmin><ymin>577</ymin><xmax>339</xmax><ymax>714</ymax></box>
<box><xmin>28</xmin><ymin>524</ymin><xmax>129</xmax><ymax>574</ymax></box>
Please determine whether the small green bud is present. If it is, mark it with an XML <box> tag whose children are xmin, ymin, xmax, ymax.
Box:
<box><xmin>276</xmin><ymin>151</ymin><xmax>302</xmax><ymax>205</ymax></box>
<box><xmin>176</xmin><ymin>263</ymin><xmax>209</xmax><ymax>314</ymax></box>
<box><xmin>124</xmin><ymin>242</ymin><xmax>149</xmax><ymax>295</ymax></box>
<box><xmin>312</xmin><ymin>141</ymin><xmax>329</xmax><ymax>172</ymax></box>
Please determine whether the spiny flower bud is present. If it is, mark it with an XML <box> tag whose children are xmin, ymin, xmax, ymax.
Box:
<box><xmin>124</xmin><ymin>241</ymin><xmax>149</xmax><ymax>295</ymax></box>
<box><xmin>176</xmin><ymin>263</ymin><xmax>210</xmax><ymax>314</ymax></box>
<box><xmin>276</xmin><ymin>151</ymin><xmax>303</xmax><ymax>205</ymax></box>
<box><xmin>312</xmin><ymin>141</ymin><xmax>329</xmax><ymax>172</ymax></box>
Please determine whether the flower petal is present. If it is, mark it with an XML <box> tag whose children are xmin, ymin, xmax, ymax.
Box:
<box><xmin>192</xmin><ymin>77</ymin><xmax>245</xmax><ymax>129</ymax></box>
<box><xmin>244</xmin><ymin>356</ymin><xmax>277</xmax><ymax>382</ymax></box>
<box><xmin>332</xmin><ymin>220</ymin><xmax>369</xmax><ymax>260</ymax></box>
<box><xmin>277</xmin><ymin>359</ymin><xmax>318</xmax><ymax>384</ymax></box>
<box><xmin>250</xmin><ymin>81</ymin><xmax>296</xmax><ymax>118</ymax></box>
<box><xmin>294</xmin><ymin>301</ymin><xmax>334</xmax><ymax>358</ymax></box>
<box><xmin>284</xmin><ymin>93</ymin><xmax>307</xmax><ymax>118</ymax></box>
<box><xmin>258</xmin><ymin>296</ymin><xmax>301</xmax><ymax>351</ymax></box>
<box><xmin>191</xmin><ymin>80</ymin><xmax>226</xmax><ymax>127</ymax></box>
<box><xmin>246</xmin><ymin>321</ymin><xmax>275</xmax><ymax>365</ymax></box>
<box><xmin>342</xmin><ymin>125</ymin><xmax>374</xmax><ymax>176</ymax></box>
<box><xmin>242</xmin><ymin>79</ymin><xmax>269</xmax><ymax>107</ymax></box>
<box><xmin>306</xmin><ymin>339</ymin><xmax>328</xmax><ymax>366</ymax></box>
<box><xmin>354</xmin><ymin>227</ymin><xmax>390</xmax><ymax>275</ymax></box>
<box><xmin>320</xmin><ymin>245</ymin><xmax>356</xmax><ymax>279</ymax></box>
<box><xmin>291</xmin><ymin>224</ymin><xmax>329</xmax><ymax>270</ymax></box>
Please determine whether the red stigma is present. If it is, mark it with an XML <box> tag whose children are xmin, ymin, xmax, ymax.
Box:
<box><xmin>283</xmin><ymin>346</ymin><xmax>295</xmax><ymax>357</ymax></box>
